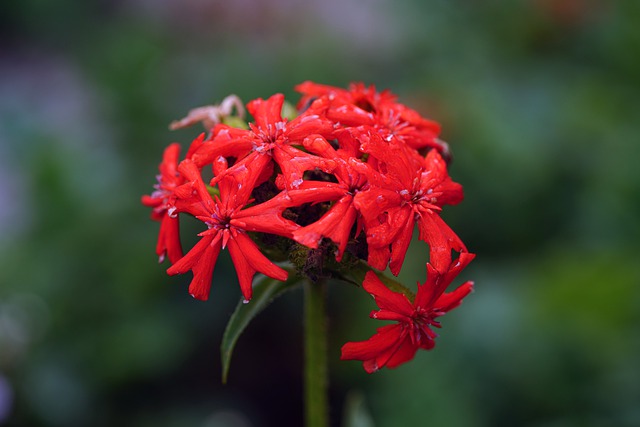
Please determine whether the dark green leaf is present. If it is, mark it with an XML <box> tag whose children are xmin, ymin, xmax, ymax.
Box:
<box><xmin>221</xmin><ymin>273</ymin><xmax>302</xmax><ymax>383</ymax></box>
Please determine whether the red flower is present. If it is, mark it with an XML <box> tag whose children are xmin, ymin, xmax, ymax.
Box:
<box><xmin>341</xmin><ymin>252</ymin><xmax>475</xmax><ymax>373</ymax></box>
<box><xmin>141</xmin><ymin>143</ymin><xmax>185</xmax><ymax>264</ymax></box>
<box><xmin>352</xmin><ymin>133</ymin><xmax>466</xmax><ymax>274</ymax></box>
<box><xmin>141</xmin><ymin>135</ymin><xmax>209</xmax><ymax>264</ymax></box>
<box><xmin>191</xmin><ymin>94</ymin><xmax>335</xmax><ymax>189</ymax></box>
<box><xmin>296</xmin><ymin>81</ymin><xmax>446</xmax><ymax>153</ymax></box>
<box><xmin>290</xmin><ymin>133</ymin><xmax>369</xmax><ymax>261</ymax></box>
<box><xmin>296</xmin><ymin>81</ymin><xmax>397</xmax><ymax>123</ymax></box>
<box><xmin>166</xmin><ymin>157</ymin><xmax>300</xmax><ymax>301</ymax></box>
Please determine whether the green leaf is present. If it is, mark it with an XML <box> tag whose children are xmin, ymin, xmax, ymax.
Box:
<box><xmin>221</xmin><ymin>273</ymin><xmax>302</xmax><ymax>383</ymax></box>
<box><xmin>206</xmin><ymin>184</ymin><xmax>220</xmax><ymax>197</ymax></box>
<box><xmin>342</xmin><ymin>391</ymin><xmax>375</xmax><ymax>427</ymax></box>
<box><xmin>281</xmin><ymin>101</ymin><xmax>298</xmax><ymax>121</ymax></box>
<box><xmin>221</xmin><ymin>115</ymin><xmax>249</xmax><ymax>129</ymax></box>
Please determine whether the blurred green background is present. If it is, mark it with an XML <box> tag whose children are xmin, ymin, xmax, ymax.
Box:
<box><xmin>1</xmin><ymin>0</ymin><xmax>639</xmax><ymax>426</ymax></box>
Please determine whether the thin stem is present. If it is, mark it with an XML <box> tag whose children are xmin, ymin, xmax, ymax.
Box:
<box><xmin>304</xmin><ymin>279</ymin><xmax>329</xmax><ymax>427</ymax></box>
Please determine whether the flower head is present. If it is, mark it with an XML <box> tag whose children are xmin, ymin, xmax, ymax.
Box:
<box><xmin>143</xmin><ymin>82</ymin><xmax>475</xmax><ymax>376</ymax></box>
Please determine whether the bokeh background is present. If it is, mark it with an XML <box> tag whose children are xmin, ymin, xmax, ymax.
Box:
<box><xmin>1</xmin><ymin>0</ymin><xmax>639</xmax><ymax>426</ymax></box>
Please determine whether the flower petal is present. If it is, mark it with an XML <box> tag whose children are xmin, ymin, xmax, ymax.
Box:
<box><xmin>417</xmin><ymin>212</ymin><xmax>466</xmax><ymax>272</ymax></box>
<box><xmin>367</xmin><ymin>245</ymin><xmax>390</xmax><ymax>272</ymax></box>
<box><xmin>341</xmin><ymin>324</ymin><xmax>403</xmax><ymax>361</ymax></box>
<box><xmin>362</xmin><ymin>272</ymin><xmax>413</xmax><ymax>316</ymax></box>
<box><xmin>415</xmin><ymin>252</ymin><xmax>475</xmax><ymax>309</ymax></box>
<box><xmin>293</xmin><ymin>196</ymin><xmax>357</xmax><ymax>260</ymax></box>
<box><xmin>247</xmin><ymin>94</ymin><xmax>285</xmax><ymax>130</ymax></box>
<box><xmin>227</xmin><ymin>232</ymin><xmax>288</xmax><ymax>301</ymax></box>
<box><xmin>434</xmin><ymin>281</ymin><xmax>474</xmax><ymax>313</ymax></box>
<box><xmin>157</xmin><ymin>214</ymin><xmax>183</xmax><ymax>264</ymax></box>
<box><xmin>231</xmin><ymin>192</ymin><xmax>302</xmax><ymax>237</ymax></box>
<box><xmin>272</xmin><ymin>144</ymin><xmax>336</xmax><ymax>189</ymax></box>
<box><xmin>388</xmin><ymin>210</ymin><xmax>416</xmax><ymax>276</ymax></box>
<box><xmin>167</xmin><ymin>234</ymin><xmax>222</xmax><ymax>301</ymax></box>
<box><xmin>384</xmin><ymin>336</ymin><xmax>420</xmax><ymax>369</ymax></box>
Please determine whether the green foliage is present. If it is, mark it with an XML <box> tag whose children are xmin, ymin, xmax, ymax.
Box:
<box><xmin>220</xmin><ymin>273</ymin><xmax>302</xmax><ymax>384</ymax></box>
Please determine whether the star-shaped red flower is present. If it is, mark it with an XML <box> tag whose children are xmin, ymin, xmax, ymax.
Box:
<box><xmin>341</xmin><ymin>252</ymin><xmax>475</xmax><ymax>373</ymax></box>
<box><xmin>191</xmin><ymin>93</ymin><xmax>335</xmax><ymax>189</ymax></box>
<box><xmin>352</xmin><ymin>133</ymin><xmax>466</xmax><ymax>274</ymax></box>
<box><xmin>166</xmin><ymin>157</ymin><xmax>300</xmax><ymax>301</ymax></box>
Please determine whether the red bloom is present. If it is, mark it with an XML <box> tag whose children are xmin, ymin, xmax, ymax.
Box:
<box><xmin>141</xmin><ymin>135</ymin><xmax>209</xmax><ymax>264</ymax></box>
<box><xmin>143</xmin><ymin>83</ymin><xmax>476</xmax><ymax>379</ymax></box>
<box><xmin>141</xmin><ymin>143</ymin><xmax>185</xmax><ymax>264</ymax></box>
<box><xmin>341</xmin><ymin>252</ymin><xmax>475</xmax><ymax>373</ymax></box>
<box><xmin>296</xmin><ymin>81</ymin><xmax>397</xmax><ymax>122</ymax></box>
<box><xmin>290</xmin><ymin>134</ymin><xmax>369</xmax><ymax>260</ymax></box>
<box><xmin>166</xmin><ymin>157</ymin><xmax>300</xmax><ymax>301</ymax></box>
<box><xmin>296</xmin><ymin>81</ymin><xmax>446</xmax><ymax>153</ymax></box>
<box><xmin>352</xmin><ymin>133</ymin><xmax>466</xmax><ymax>274</ymax></box>
<box><xmin>191</xmin><ymin>94</ymin><xmax>335</xmax><ymax>189</ymax></box>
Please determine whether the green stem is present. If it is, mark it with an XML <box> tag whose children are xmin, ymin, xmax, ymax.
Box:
<box><xmin>304</xmin><ymin>279</ymin><xmax>329</xmax><ymax>427</ymax></box>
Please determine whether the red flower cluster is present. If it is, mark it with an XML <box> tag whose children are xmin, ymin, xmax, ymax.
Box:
<box><xmin>143</xmin><ymin>82</ymin><xmax>474</xmax><ymax>372</ymax></box>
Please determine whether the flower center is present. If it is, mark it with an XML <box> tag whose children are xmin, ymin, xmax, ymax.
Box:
<box><xmin>407</xmin><ymin>308</ymin><xmax>444</xmax><ymax>345</ymax></box>
<box><xmin>208</xmin><ymin>215</ymin><xmax>231</xmax><ymax>230</ymax></box>
<box><xmin>254</xmin><ymin>121</ymin><xmax>286</xmax><ymax>146</ymax></box>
